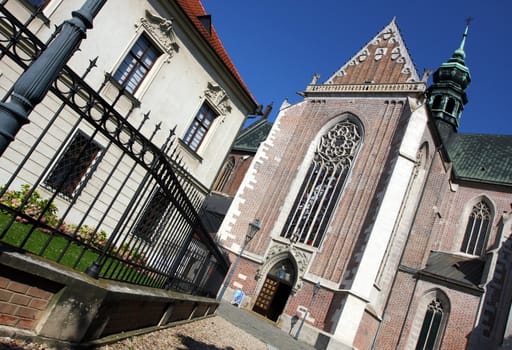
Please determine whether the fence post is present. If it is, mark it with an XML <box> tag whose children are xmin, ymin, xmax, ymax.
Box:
<box><xmin>0</xmin><ymin>0</ymin><xmax>106</xmax><ymax>156</ymax></box>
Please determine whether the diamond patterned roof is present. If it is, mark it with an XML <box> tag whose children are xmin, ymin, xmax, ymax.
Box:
<box><xmin>447</xmin><ymin>133</ymin><xmax>512</xmax><ymax>186</ymax></box>
<box><xmin>325</xmin><ymin>18</ymin><xmax>419</xmax><ymax>85</ymax></box>
<box><xmin>233</xmin><ymin>118</ymin><xmax>273</xmax><ymax>153</ymax></box>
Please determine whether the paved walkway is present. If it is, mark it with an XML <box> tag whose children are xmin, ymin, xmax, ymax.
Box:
<box><xmin>216</xmin><ymin>302</ymin><xmax>315</xmax><ymax>350</ymax></box>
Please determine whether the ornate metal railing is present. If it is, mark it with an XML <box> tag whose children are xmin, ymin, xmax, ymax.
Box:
<box><xmin>0</xmin><ymin>0</ymin><xmax>227</xmax><ymax>297</ymax></box>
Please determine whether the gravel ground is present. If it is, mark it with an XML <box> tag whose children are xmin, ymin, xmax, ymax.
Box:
<box><xmin>0</xmin><ymin>316</ymin><xmax>268</xmax><ymax>350</ymax></box>
<box><xmin>99</xmin><ymin>316</ymin><xmax>267</xmax><ymax>350</ymax></box>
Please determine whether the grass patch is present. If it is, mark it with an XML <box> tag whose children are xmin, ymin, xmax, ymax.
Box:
<box><xmin>0</xmin><ymin>211</ymin><xmax>99</xmax><ymax>271</ymax></box>
<box><xmin>0</xmin><ymin>212</ymin><xmax>155</xmax><ymax>286</ymax></box>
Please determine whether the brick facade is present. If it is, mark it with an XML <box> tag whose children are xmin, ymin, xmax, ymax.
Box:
<box><xmin>0</xmin><ymin>266</ymin><xmax>61</xmax><ymax>331</ymax></box>
<box><xmin>215</xmin><ymin>19</ymin><xmax>512</xmax><ymax>350</ymax></box>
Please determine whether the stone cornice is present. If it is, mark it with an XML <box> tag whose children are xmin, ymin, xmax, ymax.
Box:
<box><xmin>302</xmin><ymin>82</ymin><xmax>427</xmax><ymax>97</ymax></box>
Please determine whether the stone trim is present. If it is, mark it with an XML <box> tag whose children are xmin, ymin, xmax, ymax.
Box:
<box><xmin>136</xmin><ymin>10</ymin><xmax>179</xmax><ymax>63</ymax></box>
<box><xmin>204</xmin><ymin>82</ymin><xmax>232</xmax><ymax>116</ymax></box>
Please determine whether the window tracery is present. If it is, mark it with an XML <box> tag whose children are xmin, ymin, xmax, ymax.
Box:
<box><xmin>281</xmin><ymin>119</ymin><xmax>362</xmax><ymax>247</ymax></box>
<box><xmin>461</xmin><ymin>200</ymin><xmax>492</xmax><ymax>256</ymax></box>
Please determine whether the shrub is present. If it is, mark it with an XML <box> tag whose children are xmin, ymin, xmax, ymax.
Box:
<box><xmin>0</xmin><ymin>184</ymin><xmax>58</xmax><ymax>226</ymax></box>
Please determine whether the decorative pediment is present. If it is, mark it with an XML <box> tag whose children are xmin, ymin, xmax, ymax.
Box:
<box><xmin>137</xmin><ymin>10</ymin><xmax>179</xmax><ymax>61</ymax></box>
<box><xmin>204</xmin><ymin>82</ymin><xmax>232</xmax><ymax>115</ymax></box>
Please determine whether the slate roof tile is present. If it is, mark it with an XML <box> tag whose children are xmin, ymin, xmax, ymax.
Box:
<box><xmin>447</xmin><ymin>133</ymin><xmax>512</xmax><ymax>186</ymax></box>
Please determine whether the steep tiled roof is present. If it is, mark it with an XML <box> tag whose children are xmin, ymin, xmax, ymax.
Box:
<box><xmin>175</xmin><ymin>0</ymin><xmax>257</xmax><ymax>106</ymax></box>
<box><xmin>446</xmin><ymin>133</ymin><xmax>512</xmax><ymax>186</ymax></box>
<box><xmin>233</xmin><ymin>118</ymin><xmax>273</xmax><ymax>153</ymax></box>
<box><xmin>325</xmin><ymin>18</ymin><xmax>419</xmax><ymax>85</ymax></box>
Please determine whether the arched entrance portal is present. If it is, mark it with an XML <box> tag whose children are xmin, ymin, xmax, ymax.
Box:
<box><xmin>253</xmin><ymin>259</ymin><xmax>296</xmax><ymax>321</ymax></box>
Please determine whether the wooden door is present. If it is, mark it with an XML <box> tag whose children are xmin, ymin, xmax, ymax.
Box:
<box><xmin>253</xmin><ymin>277</ymin><xmax>278</xmax><ymax>316</ymax></box>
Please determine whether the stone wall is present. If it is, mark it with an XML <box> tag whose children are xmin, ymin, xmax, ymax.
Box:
<box><xmin>0</xmin><ymin>248</ymin><xmax>218</xmax><ymax>347</ymax></box>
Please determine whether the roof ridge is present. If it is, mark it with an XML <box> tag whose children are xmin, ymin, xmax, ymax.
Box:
<box><xmin>175</xmin><ymin>0</ymin><xmax>257</xmax><ymax>106</ymax></box>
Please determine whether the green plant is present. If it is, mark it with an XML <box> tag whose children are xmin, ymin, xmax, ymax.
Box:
<box><xmin>0</xmin><ymin>184</ymin><xmax>58</xmax><ymax>226</ymax></box>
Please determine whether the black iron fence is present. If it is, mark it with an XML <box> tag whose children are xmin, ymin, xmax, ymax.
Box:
<box><xmin>0</xmin><ymin>1</ymin><xmax>228</xmax><ymax>297</ymax></box>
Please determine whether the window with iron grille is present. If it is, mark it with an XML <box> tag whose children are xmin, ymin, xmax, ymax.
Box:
<box><xmin>461</xmin><ymin>200</ymin><xmax>491</xmax><ymax>256</ymax></box>
<box><xmin>281</xmin><ymin>119</ymin><xmax>362</xmax><ymax>247</ymax></box>
<box><xmin>44</xmin><ymin>130</ymin><xmax>102</xmax><ymax>199</ymax></box>
<box><xmin>113</xmin><ymin>34</ymin><xmax>161</xmax><ymax>94</ymax></box>
<box><xmin>133</xmin><ymin>188</ymin><xmax>171</xmax><ymax>243</ymax></box>
<box><xmin>416</xmin><ymin>299</ymin><xmax>445</xmax><ymax>350</ymax></box>
<box><xmin>183</xmin><ymin>102</ymin><xmax>218</xmax><ymax>152</ymax></box>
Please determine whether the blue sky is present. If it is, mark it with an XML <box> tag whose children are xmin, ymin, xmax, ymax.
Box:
<box><xmin>202</xmin><ymin>0</ymin><xmax>510</xmax><ymax>136</ymax></box>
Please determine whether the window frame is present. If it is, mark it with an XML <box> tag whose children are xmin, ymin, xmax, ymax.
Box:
<box><xmin>415</xmin><ymin>299</ymin><xmax>445</xmax><ymax>350</ymax></box>
<box><xmin>182</xmin><ymin>102</ymin><xmax>219</xmax><ymax>153</ymax></box>
<box><xmin>23</xmin><ymin>0</ymin><xmax>50</xmax><ymax>10</ymax></box>
<box><xmin>280</xmin><ymin>118</ymin><xmax>363</xmax><ymax>248</ymax></box>
<box><xmin>112</xmin><ymin>33</ymin><xmax>161</xmax><ymax>95</ymax></box>
<box><xmin>460</xmin><ymin>199</ymin><xmax>493</xmax><ymax>256</ymax></box>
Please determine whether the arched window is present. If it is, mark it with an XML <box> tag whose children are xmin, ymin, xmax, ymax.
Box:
<box><xmin>461</xmin><ymin>200</ymin><xmax>492</xmax><ymax>256</ymax></box>
<box><xmin>445</xmin><ymin>98</ymin><xmax>455</xmax><ymax>114</ymax></box>
<box><xmin>214</xmin><ymin>156</ymin><xmax>235</xmax><ymax>192</ymax></box>
<box><xmin>280</xmin><ymin>119</ymin><xmax>362</xmax><ymax>247</ymax></box>
<box><xmin>432</xmin><ymin>95</ymin><xmax>442</xmax><ymax>110</ymax></box>
<box><xmin>416</xmin><ymin>299</ymin><xmax>445</xmax><ymax>350</ymax></box>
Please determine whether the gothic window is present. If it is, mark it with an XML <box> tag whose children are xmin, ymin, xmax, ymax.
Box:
<box><xmin>416</xmin><ymin>299</ymin><xmax>445</xmax><ymax>350</ymax></box>
<box><xmin>44</xmin><ymin>130</ymin><xmax>102</xmax><ymax>199</ymax></box>
<box><xmin>133</xmin><ymin>188</ymin><xmax>171</xmax><ymax>243</ymax></box>
<box><xmin>446</xmin><ymin>98</ymin><xmax>455</xmax><ymax>114</ymax></box>
<box><xmin>281</xmin><ymin>119</ymin><xmax>362</xmax><ymax>247</ymax></box>
<box><xmin>432</xmin><ymin>95</ymin><xmax>442</xmax><ymax>110</ymax></box>
<box><xmin>113</xmin><ymin>34</ymin><xmax>161</xmax><ymax>94</ymax></box>
<box><xmin>214</xmin><ymin>156</ymin><xmax>235</xmax><ymax>192</ymax></box>
<box><xmin>183</xmin><ymin>102</ymin><xmax>218</xmax><ymax>152</ymax></box>
<box><xmin>461</xmin><ymin>200</ymin><xmax>492</xmax><ymax>256</ymax></box>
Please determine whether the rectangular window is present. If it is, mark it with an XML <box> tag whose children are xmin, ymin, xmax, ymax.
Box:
<box><xmin>183</xmin><ymin>103</ymin><xmax>218</xmax><ymax>152</ymax></box>
<box><xmin>25</xmin><ymin>0</ymin><xmax>49</xmax><ymax>9</ymax></box>
<box><xmin>113</xmin><ymin>34</ymin><xmax>160</xmax><ymax>94</ymax></box>
<box><xmin>44</xmin><ymin>130</ymin><xmax>102</xmax><ymax>198</ymax></box>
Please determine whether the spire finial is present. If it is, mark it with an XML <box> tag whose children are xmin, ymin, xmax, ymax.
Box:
<box><xmin>459</xmin><ymin>17</ymin><xmax>473</xmax><ymax>51</ymax></box>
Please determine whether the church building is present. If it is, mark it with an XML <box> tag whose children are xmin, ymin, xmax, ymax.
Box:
<box><xmin>216</xmin><ymin>19</ymin><xmax>512</xmax><ymax>349</ymax></box>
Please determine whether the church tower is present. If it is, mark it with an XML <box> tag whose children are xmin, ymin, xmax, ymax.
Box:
<box><xmin>427</xmin><ymin>23</ymin><xmax>471</xmax><ymax>139</ymax></box>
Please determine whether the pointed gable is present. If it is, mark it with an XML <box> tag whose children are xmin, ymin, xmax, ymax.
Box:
<box><xmin>325</xmin><ymin>19</ymin><xmax>419</xmax><ymax>85</ymax></box>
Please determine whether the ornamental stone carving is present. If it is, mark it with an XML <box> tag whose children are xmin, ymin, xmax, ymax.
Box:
<box><xmin>391</xmin><ymin>47</ymin><xmax>401</xmax><ymax>61</ymax></box>
<box><xmin>204</xmin><ymin>82</ymin><xmax>232</xmax><ymax>115</ymax></box>
<box><xmin>374</xmin><ymin>47</ymin><xmax>387</xmax><ymax>61</ymax></box>
<box><xmin>256</xmin><ymin>241</ymin><xmax>312</xmax><ymax>293</ymax></box>
<box><xmin>137</xmin><ymin>10</ymin><xmax>179</xmax><ymax>62</ymax></box>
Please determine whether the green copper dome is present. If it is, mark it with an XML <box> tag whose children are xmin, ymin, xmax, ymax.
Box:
<box><xmin>427</xmin><ymin>23</ymin><xmax>471</xmax><ymax>134</ymax></box>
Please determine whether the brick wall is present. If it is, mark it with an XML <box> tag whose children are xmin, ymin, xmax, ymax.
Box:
<box><xmin>0</xmin><ymin>265</ymin><xmax>61</xmax><ymax>331</ymax></box>
<box><xmin>218</xmin><ymin>152</ymin><xmax>254</xmax><ymax>197</ymax></box>
<box><xmin>354</xmin><ymin>309</ymin><xmax>380</xmax><ymax>350</ymax></box>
